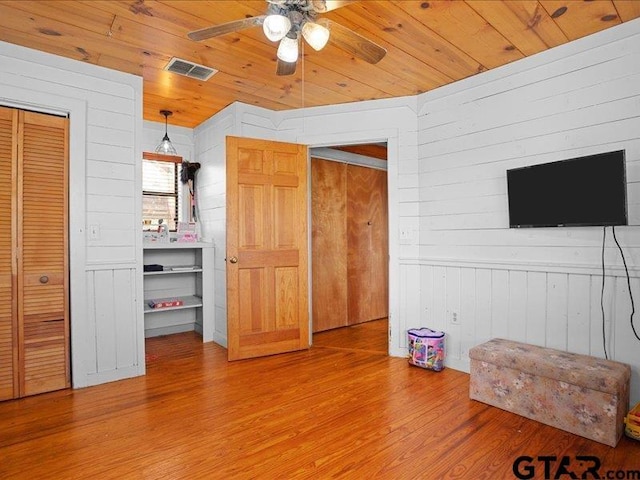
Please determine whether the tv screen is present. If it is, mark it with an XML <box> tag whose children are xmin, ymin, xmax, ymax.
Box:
<box><xmin>507</xmin><ymin>150</ymin><xmax>627</xmax><ymax>228</ymax></box>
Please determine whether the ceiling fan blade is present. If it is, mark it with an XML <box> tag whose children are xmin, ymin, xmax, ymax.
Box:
<box><xmin>326</xmin><ymin>20</ymin><xmax>386</xmax><ymax>64</ymax></box>
<box><xmin>276</xmin><ymin>59</ymin><xmax>297</xmax><ymax>76</ymax></box>
<box><xmin>311</xmin><ymin>0</ymin><xmax>359</xmax><ymax>13</ymax></box>
<box><xmin>188</xmin><ymin>15</ymin><xmax>266</xmax><ymax>41</ymax></box>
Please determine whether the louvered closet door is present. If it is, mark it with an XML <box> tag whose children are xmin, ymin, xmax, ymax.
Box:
<box><xmin>0</xmin><ymin>107</ymin><xmax>17</xmax><ymax>401</ymax></box>
<box><xmin>18</xmin><ymin>110</ymin><xmax>69</xmax><ymax>396</ymax></box>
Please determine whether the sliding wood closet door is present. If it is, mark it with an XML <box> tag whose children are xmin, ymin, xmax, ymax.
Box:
<box><xmin>311</xmin><ymin>158</ymin><xmax>348</xmax><ymax>332</ymax></box>
<box><xmin>18</xmin><ymin>111</ymin><xmax>69</xmax><ymax>396</ymax></box>
<box><xmin>311</xmin><ymin>159</ymin><xmax>388</xmax><ymax>333</ymax></box>
<box><xmin>347</xmin><ymin>165</ymin><xmax>388</xmax><ymax>325</ymax></box>
<box><xmin>0</xmin><ymin>107</ymin><xmax>17</xmax><ymax>400</ymax></box>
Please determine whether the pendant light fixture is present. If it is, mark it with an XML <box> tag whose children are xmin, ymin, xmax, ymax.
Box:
<box><xmin>155</xmin><ymin>110</ymin><xmax>178</xmax><ymax>155</ymax></box>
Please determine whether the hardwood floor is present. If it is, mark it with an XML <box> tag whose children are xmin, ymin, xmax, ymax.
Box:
<box><xmin>1</xmin><ymin>332</ymin><xmax>638</xmax><ymax>479</ymax></box>
<box><xmin>312</xmin><ymin>318</ymin><xmax>388</xmax><ymax>354</ymax></box>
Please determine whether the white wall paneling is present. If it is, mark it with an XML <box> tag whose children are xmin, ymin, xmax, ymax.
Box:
<box><xmin>0</xmin><ymin>41</ymin><xmax>144</xmax><ymax>388</ymax></box>
<box><xmin>401</xmin><ymin>258</ymin><xmax>640</xmax><ymax>407</ymax></box>
<box><xmin>86</xmin><ymin>267</ymin><xmax>138</xmax><ymax>382</ymax></box>
<box><xmin>193</xmin><ymin>106</ymin><xmax>238</xmax><ymax>346</ymax></box>
<box><xmin>417</xmin><ymin>19</ymin><xmax>640</xmax><ymax>406</ymax></box>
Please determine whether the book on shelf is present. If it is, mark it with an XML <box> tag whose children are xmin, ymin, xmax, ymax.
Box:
<box><xmin>147</xmin><ymin>298</ymin><xmax>184</xmax><ymax>309</ymax></box>
<box><xmin>170</xmin><ymin>265</ymin><xmax>200</xmax><ymax>271</ymax></box>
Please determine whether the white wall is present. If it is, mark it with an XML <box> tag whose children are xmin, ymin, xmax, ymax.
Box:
<box><xmin>412</xmin><ymin>18</ymin><xmax>640</xmax><ymax>406</ymax></box>
<box><xmin>0</xmin><ymin>41</ymin><xmax>145</xmax><ymax>388</ymax></box>
<box><xmin>192</xmin><ymin>104</ymin><xmax>242</xmax><ymax>346</ymax></box>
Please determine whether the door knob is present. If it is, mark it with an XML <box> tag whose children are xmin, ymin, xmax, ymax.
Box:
<box><xmin>39</xmin><ymin>275</ymin><xmax>49</xmax><ymax>284</ymax></box>
<box><xmin>229</xmin><ymin>256</ymin><xmax>238</xmax><ymax>264</ymax></box>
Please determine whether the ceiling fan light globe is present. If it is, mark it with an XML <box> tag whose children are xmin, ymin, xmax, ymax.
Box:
<box><xmin>263</xmin><ymin>14</ymin><xmax>291</xmax><ymax>42</ymax></box>
<box><xmin>302</xmin><ymin>21</ymin><xmax>330</xmax><ymax>51</ymax></box>
<box><xmin>277</xmin><ymin>36</ymin><xmax>299</xmax><ymax>63</ymax></box>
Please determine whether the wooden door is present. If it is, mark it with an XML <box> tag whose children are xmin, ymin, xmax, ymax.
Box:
<box><xmin>0</xmin><ymin>107</ymin><xmax>68</xmax><ymax>400</ymax></box>
<box><xmin>347</xmin><ymin>165</ymin><xmax>388</xmax><ymax>324</ymax></box>
<box><xmin>311</xmin><ymin>158</ymin><xmax>348</xmax><ymax>333</ymax></box>
<box><xmin>0</xmin><ymin>107</ymin><xmax>17</xmax><ymax>400</ymax></box>
<box><xmin>18</xmin><ymin>110</ymin><xmax>69</xmax><ymax>396</ymax></box>
<box><xmin>226</xmin><ymin>136</ymin><xmax>309</xmax><ymax>361</ymax></box>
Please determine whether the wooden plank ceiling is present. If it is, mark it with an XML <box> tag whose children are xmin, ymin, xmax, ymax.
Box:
<box><xmin>0</xmin><ymin>1</ymin><xmax>639</xmax><ymax>128</ymax></box>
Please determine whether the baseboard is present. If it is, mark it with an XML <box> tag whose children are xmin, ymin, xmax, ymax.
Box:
<box><xmin>145</xmin><ymin>323</ymin><xmax>195</xmax><ymax>338</ymax></box>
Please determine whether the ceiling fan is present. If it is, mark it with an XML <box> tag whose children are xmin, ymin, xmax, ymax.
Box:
<box><xmin>187</xmin><ymin>0</ymin><xmax>387</xmax><ymax>76</ymax></box>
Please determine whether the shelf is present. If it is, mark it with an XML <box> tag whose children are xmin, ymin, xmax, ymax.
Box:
<box><xmin>144</xmin><ymin>295</ymin><xmax>203</xmax><ymax>314</ymax></box>
<box><xmin>142</xmin><ymin>243</ymin><xmax>213</xmax><ymax>341</ymax></box>
<box><xmin>144</xmin><ymin>266</ymin><xmax>203</xmax><ymax>276</ymax></box>
<box><xmin>143</xmin><ymin>242</ymin><xmax>213</xmax><ymax>250</ymax></box>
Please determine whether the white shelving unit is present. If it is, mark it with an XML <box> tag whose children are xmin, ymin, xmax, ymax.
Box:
<box><xmin>143</xmin><ymin>242</ymin><xmax>214</xmax><ymax>341</ymax></box>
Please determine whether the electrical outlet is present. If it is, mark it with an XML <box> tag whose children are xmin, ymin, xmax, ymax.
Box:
<box><xmin>451</xmin><ymin>311</ymin><xmax>459</xmax><ymax>325</ymax></box>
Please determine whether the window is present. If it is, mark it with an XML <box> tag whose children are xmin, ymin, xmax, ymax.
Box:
<box><xmin>142</xmin><ymin>152</ymin><xmax>182</xmax><ymax>231</ymax></box>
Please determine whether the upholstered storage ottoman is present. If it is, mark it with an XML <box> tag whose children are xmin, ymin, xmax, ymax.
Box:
<box><xmin>469</xmin><ymin>338</ymin><xmax>631</xmax><ymax>447</ymax></box>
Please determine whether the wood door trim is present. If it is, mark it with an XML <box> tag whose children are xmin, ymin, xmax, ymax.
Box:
<box><xmin>16</xmin><ymin>110</ymin><xmax>25</xmax><ymax>396</ymax></box>
<box><xmin>10</xmin><ymin>107</ymin><xmax>19</xmax><ymax>398</ymax></box>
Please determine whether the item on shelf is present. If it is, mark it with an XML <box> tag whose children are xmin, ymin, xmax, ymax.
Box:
<box><xmin>143</xmin><ymin>264</ymin><xmax>164</xmax><ymax>272</ymax></box>
<box><xmin>176</xmin><ymin>232</ymin><xmax>198</xmax><ymax>243</ymax></box>
<box><xmin>170</xmin><ymin>265</ymin><xmax>199</xmax><ymax>271</ymax></box>
<box><xmin>176</xmin><ymin>221</ymin><xmax>198</xmax><ymax>243</ymax></box>
<box><xmin>148</xmin><ymin>298</ymin><xmax>184</xmax><ymax>309</ymax></box>
<box><xmin>143</xmin><ymin>231</ymin><xmax>162</xmax><ymax>242</ymax></box>
<box><xmin>157</xmin><ymin>219</ymin><xmax>169</xmax><ymax>240</ymax></box>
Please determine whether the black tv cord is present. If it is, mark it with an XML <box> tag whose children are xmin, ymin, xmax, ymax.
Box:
<box><xmin>612</xmin><ymin>226</ymin><xmax>640</xmax><ymax>343</ymax></box>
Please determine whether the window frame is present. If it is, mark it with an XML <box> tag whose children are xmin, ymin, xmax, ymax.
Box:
<box><xmin>142</xmin><ymin>151</ymin><xmax>183</xmax><ymax>231</ymax></box>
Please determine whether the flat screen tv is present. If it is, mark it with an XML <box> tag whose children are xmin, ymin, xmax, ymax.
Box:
<box><xmin>507</xmin><ymin>150</ymin><xmax>627</xmax><ymax>228</ymax></box>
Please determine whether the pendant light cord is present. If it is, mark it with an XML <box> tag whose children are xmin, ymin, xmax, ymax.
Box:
<box><xmin>301</xmin><ymin>39</ymin><xmax>305</xmax><ymax>127</ymax></box>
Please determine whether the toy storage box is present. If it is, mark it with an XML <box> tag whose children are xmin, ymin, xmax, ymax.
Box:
<box><xmin>407</xmin><ymin>328</ymin><xmax>445</xmax><ymax>372</ymax></box>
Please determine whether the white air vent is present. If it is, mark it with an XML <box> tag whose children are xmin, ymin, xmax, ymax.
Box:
<box><xmin>164</xmin><ymin>57</ymin><xmax>218</xmax><ymax>81</ymax></box>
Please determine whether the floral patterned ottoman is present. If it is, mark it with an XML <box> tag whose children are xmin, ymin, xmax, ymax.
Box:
<box><xmin>469</xmin><ymin>338</ymin><xmax>631</xmax><ymax>447</ymax></box>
